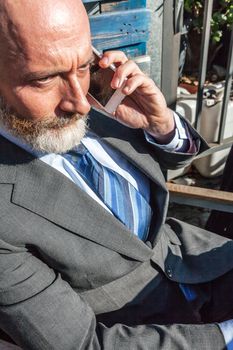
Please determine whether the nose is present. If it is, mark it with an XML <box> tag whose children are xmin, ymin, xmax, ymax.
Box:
<box><xmin>59</xmin><ymin>76</ymin><xmax>91</xmax><ymax>115</ymax></box>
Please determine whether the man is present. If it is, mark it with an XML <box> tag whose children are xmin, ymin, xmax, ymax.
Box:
<box><xmin>0</xmin><ymin>1</ymin><xmax>233</xmax><ymax>349</ymax></box>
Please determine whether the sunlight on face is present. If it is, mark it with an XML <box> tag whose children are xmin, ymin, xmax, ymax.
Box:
<box><xmin>48</xmin><ymin>5</ymin><xmax>72</xmax><ymax>29</ymax></box>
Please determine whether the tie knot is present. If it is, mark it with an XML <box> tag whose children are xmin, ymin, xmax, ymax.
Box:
<box><xmin>71</xmin><ymin>143</ymin><xmax>87</xmax><ymax>156</ymax></box>
<box><xmin>66</xmin><ymin>144</ymin><xmax>87</xmax><ymax>163</ymax></box>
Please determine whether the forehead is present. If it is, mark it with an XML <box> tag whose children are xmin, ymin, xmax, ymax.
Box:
<box><xmin>2</xmin><ymin>0</ymin><xmax>92</xmax><ymax>75</ymax></box>
<box><xmin>7</xmin><ymin>28</ymin><xmax>92</xmax><ymax>84</ymax></box>
<box><xmin>23</xmin><ymin>27</ymin><xmax>92</xmax><ymax>70</ymax></box>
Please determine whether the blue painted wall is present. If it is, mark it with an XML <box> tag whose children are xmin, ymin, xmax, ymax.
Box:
<box><xmin>83</xmin><ymin>1</ymin><xmax>150</xmax><ymax>57</ymax></box>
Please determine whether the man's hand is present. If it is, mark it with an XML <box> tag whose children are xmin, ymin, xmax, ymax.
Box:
<box><xmin>99</xmin><ymin>50</ymin><xmax>175</xmax><ymax>144</ymax></box>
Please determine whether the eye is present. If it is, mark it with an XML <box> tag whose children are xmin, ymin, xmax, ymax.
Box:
<box><xmin>31</xmin><ymin>75</ymin><xmax>57</xmax><ymax>87</ymax></box>
<box><xmin>78</xmin><ymin>63</ymin><xmax>93</xmax><ymax>74</ymax></box>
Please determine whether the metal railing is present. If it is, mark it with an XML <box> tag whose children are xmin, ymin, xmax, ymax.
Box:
<box><xmin>161</xmin><ymin>0</ymin><xmax>233</xmax><ymax>157</ymax></box>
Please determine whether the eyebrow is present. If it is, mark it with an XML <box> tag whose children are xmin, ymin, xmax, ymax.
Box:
<box><xmin>23</xmin><ymin>54</ymin><xmax>95</xmax><ymax>81</ymax></box>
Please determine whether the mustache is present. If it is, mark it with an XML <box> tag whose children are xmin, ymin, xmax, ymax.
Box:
<box><xmin>5</xmin><ymin>113</ymin><xmax>83</xmax><ymax>135</ymax></box>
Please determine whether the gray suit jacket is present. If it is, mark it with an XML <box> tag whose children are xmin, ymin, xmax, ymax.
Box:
<box><xmin>0</xmin><ymin>109</ymin><xmax>232</xmax><ymax>349</ymax></box>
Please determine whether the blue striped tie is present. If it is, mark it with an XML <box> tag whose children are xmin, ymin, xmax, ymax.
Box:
<box><xmin>65</xmin><ymin>145</ymin><xmax>152</xmax><ymax>240</ymax></box>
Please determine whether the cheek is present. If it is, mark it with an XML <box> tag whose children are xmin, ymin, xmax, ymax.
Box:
<box><xmin>11</xmin><ymin>87</ymin><xmax>61</xmax><ymax>121</ymax></box>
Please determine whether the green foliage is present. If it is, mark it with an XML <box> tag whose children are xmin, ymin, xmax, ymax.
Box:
<box><xmin>184</xmin><ymin>0</ymin><xmax>233</xmax><ymax>43</ymax></box>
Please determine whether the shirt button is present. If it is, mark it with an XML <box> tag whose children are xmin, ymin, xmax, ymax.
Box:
<box><xmin>166</xmin><ymin>268</ymin><xmax>173</xmax><ymax>278</ymax></box>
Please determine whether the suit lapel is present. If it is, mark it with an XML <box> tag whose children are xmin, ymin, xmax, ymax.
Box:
<box><xmin>13</xmin><ymin>159</ymin><xmax>152</xmax><ymax>261</ymax></box>
<box><xmin>0</xmin><ymin>135</ymin><xmax>152</xmax><ymax>262</ymax></box>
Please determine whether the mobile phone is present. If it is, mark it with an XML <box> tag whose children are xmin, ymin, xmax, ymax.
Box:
<box><xmin>87</xmin><ymin>46</ymin><xmax>126</xmax><ymax>114</ymax></box>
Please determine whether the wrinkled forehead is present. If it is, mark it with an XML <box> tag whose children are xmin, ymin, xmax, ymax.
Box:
<box><xmin>18</xmin><ymin>19</ymin><xmax>91</xmax><ymax>68</ymax></box>
<box><xmin>0</xmin><ymin>0</ymin><xmax>91</xmax><ymax>66</ymax></box>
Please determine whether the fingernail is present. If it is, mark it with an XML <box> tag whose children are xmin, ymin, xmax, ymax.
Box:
<box><xmin>114</xmin><ymin>78</ymin><xmax>121</xmax><ymax>88</ymax></box>
<box><xmin>123</xmin><ymin>86</ymin><xmax>130</xmax><ymax>94</ymax></box>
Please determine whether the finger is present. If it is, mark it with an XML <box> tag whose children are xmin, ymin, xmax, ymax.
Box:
<box><xmin>121</xmin><ymin>74</ymin><xmax>156</xmax><ymax>96</ymax></box>
<box><xmin>111</xmin><ymin>60</ymin><xmax>143</xmax><ymax>89</ymax></box>
<box><xmin>99</xmin><ymin>50</ymin><xmax>128</xmax><ymax>68</ymax></box>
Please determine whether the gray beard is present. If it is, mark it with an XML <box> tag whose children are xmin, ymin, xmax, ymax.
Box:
<box><xmin>0</xmin><ymin>97</ymin><xmax>88</xmax><ymax>153</ymax></box>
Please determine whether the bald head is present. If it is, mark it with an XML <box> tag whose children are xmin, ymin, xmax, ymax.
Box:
<box><xmin>0</xmin><ymin>0</ymin><xmax>90</xmax><ymax>67</ymax></box>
